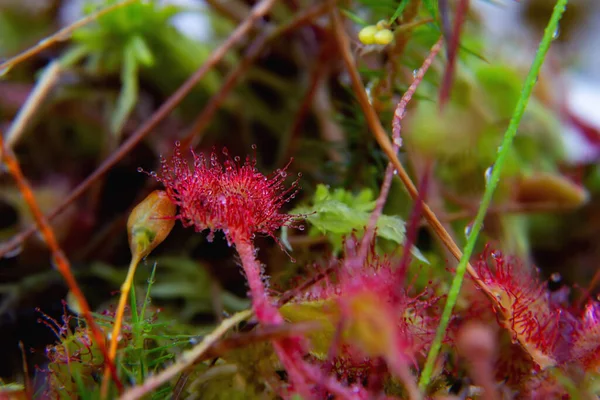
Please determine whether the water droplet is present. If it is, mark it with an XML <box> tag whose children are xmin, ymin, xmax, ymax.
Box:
<box><xmin>251</xmin><ymin>144</ymin><xmax>257</xmax><ymax>150</ymax></box>
<box><xmin>137</xmin><ymin>167</ymin><xmax>143</xmax><ymax>172</ymax></box>
<box><xmin>464</xmin><ymin>222</ymin><xmax>474</xmax><ymax>238</ymax></box>
<box><xmin>2</xmin><ymin>243</ymin><xmax>23</xmax><ymax>259</ymax></box>
<box><xmin>393</xmin><ymin>137</ymin><xmax>402</xmax><ymax>147</ymax></box>
<box><xmin>552</xmin><ymin>25</ymin><xmax>560</xmax><ymax>40</ymax></box>
<box><xmin>234</xmin><ymin>156</ymin><xmax>240</xmax><ymax>162</ymax></box>
<box><xmin>298</xmin><ymin>225</ymin><xmax>305</xmax><ymax>231</ymax></box>
<box><xmin>297</xmin><ymin>172</ymin><xmax>302</xmax><ymax>177</ymax></box>
<box><xmin>0</xmin><ymin>65</ymin><xmax>12</xmax><ymax>77</ymax></box>
<box><xmin>393</xmin><ymin>169</ymin><xmax>398</xmax><ymax>175</ymax></box>
<box><xmin>174</xmin><ymin>140</ymin><xmax>181</xmax><ymax>147</ymax></box>
<box><xmin>412</xmin><ymin>69</ymin><xmax>418</xmax><ymax>78</ymax></box>
<box><xmin>150</xmin><ymin>171</ymin><xmax>157</xmax><ymax>177</ymax></box>
<box><xmin>550</xmin><ymin>272</ymin><xmax>562</xmax><ymax>282</ymax></box>
<box><xmin>491</xmin><ymin>250</ymin><xmax>501</xmax><ymax>260</ymax></box>
<box><xmin>484</xmin><ymin>164</ymin><xmax>493</xmax><ymax>184</ymax></box>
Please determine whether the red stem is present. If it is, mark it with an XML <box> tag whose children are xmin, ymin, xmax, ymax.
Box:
<box><xmin>234</xmin><ymin>235</ymin><xmax>366</xmax><ymax>399</ymax></box>
<box><xmin>233</xmin><ymin>236</ymin><xmax>311</xmax><ymax>397</ymax></box>
<box><xmin>234</xmin><ymin>237</ymin><xmax>283</xmax><ymax>324</ymax></box>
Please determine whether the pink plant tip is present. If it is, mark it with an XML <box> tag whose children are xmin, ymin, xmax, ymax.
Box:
<box><xmin>474</xmin><ymin>248</ymin><xmax>569</xmax><ymax>369</ymax></box>
<box><xmin>150</xmin><ymin>142</ymin><xmax>301</xmax><ymax>245</ymax></box>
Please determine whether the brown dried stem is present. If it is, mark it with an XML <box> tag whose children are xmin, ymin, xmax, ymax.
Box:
<box><xmin>5</xmin><ymin>61</ymin><xmax>62</xmax><ymax>149</ymax></box>
<box><xmin>180</xmin><ymin>31</ymin><xmax>271</xmax><ymax>149</ymax></box>
<box><xmin>329</xmin><ymin>6</ymin><xmax>493</xmax><ymax>298</ymax></box>
<box><xmin>359</xmin><ymin>37</ymin><xmax>443</xmax><ymax>262</ymax></box>
<box><xmin>0</xmin><ymin>130</ymin><xmax>123</xmax><ymax>391</ymax></box>
<box><xmin>279</xmin><ymin>42</ymin><xmax>333</xmax><ymax>164</ymax></box>
<box><xmin>181</xmin><ymin>2</ymin><xmax>329</xmax><ymax>149</ymax></box>
<box><xmin>0</xmin><ymin>0</ymin><xmax>279</xmax><ymax>259</ymax></box>
<box><xmin>0</xmin><ymin>0</ymin><xmax>138</xmax><ymax>73</ymax></box>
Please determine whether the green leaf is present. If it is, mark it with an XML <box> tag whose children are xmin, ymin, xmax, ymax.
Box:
<box><xmin>130</xmin><ymin>35</ymin><xmax>154</xmax><ymax>67</ymax></box>
<box><xmin>294</xmin><ymin>185</ymin><xmax>427</xmax><ymax>262</ymax></box>
<box><xmin>422</xmin><ymin>0</ymin><xmax>438</xmax><ymax>18</ymax></box>
<box><xmin>389</xmin><ymin>0</ymin><xmax>411</xmax><ymax>24</ymax></box>
<box><xmin>341</xmin><ymin>9</ymin><xmax>368</xmax><ymax>26</ymax></box>
<box><xmin>110</xmin><ymin>42</ymin><xmax>139</xmax><ymax>136</ymax></box>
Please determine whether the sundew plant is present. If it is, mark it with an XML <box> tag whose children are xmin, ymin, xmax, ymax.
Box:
<box><xmin>1</xmin><ymin>0</ymin><xmax>599</xmax><ymax>399</ymax></box>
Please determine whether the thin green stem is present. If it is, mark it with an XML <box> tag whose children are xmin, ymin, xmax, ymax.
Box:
<box><xmin>133</xmin><ymin>262</ymin><xmax>157</xmax><ymax>381</ymax></box>
<box><xmin>418</xmin><ymin>0</ymin><xmax>568</xmax><ymax>390</ymax></box>
<box><xmin>129</xmin><ymin>275</ymin><xmax>143</xmax><ymax>382</ymax></box>
<box><xmin>140</xmin><ymin>262</ymin><xmax>158</xmax><ymax>325</ymax></box>
<box><xmin>389</xmin><ymin>0</ymin><xmax>410</xmax><ymax>24</ymax></box>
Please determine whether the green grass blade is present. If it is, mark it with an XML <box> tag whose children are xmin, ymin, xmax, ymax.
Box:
<box><xmin>389</xmin><ymin>0</ymin><xmax>410</xmax><ymax>24</ymax></box>
<box><xmin>418</xmin><ymin>0</ymin><xmax>569</xmax><ymax>390</ymax></box>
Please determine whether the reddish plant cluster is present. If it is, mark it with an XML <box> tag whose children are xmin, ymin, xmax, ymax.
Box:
<box><xmin>152</xmin><ymin>145</ymin><xmax>371</xmax><ymax>399</ymax></box>
<box><xmin>106</xmin><ymin>145</ymin><xmax>600</xmax><ymax>398</ymax></box>
<box><xmin>473</xmin><ymin>249</ymin><xmax>565</xmax><ymax>369</ymax></box>
<box><xmin>293</xmin><ymin>237</ymin><xmax>442</xmax><ymax>392</ymax></box>
<box><xmin>571</xmin><ymin>301</ymin><xmax>600</xmax><ymax>371</ymax></box>
<box><xmin>152</xmin><ymin>142</ymin><xmax>300</xmax><ymax>245</ymax></box>
<box><xmin>36</xmin><ymin>304</ymin><xmax>108</xmax><ymax>398</ymax></box>
<box><xmin>469</xmin><ymin>249</ymin><xmax>600</xmax><ymax>391</ymax></box>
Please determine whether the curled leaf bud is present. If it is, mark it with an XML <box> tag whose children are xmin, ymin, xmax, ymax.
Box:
<box><xmin>127</xmin><ymin>190</ymin><xmax>176</xmax><ymax>260</ymax></box>
<box><xmin>358</xmin><ymin>25</ymin><xmax>378</xmax><ymax>45</ymax></box>
<box><xmin>516</xmin><ymin>172</ymin><xmax>589</xmax><ymax>208</ymax></box>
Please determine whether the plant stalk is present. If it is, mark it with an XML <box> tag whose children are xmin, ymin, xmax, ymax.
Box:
<box><xmin>418</xmin><ymin>0</ymin><xmax>569</xmax><ymax>389</ymax></box>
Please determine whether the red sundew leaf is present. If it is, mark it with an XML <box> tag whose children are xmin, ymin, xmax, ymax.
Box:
<box><xmin>283</xmin><ymin>237</ymin><xmax>442</xmax><ymax>376</ymax></box>
<box><xmin>571</xmin><ymin>302</ymin><xmax>600</xmax><ymax>372</ymax></box>
<box><xmin>150</xmin><ymin>143</ymin><xmax>301</xmax><ymax>245</ymax></box>
<box><xmin>473</xmin><ymin>249</ymin><xmax>574</xmax><ymax>370</ymax></box>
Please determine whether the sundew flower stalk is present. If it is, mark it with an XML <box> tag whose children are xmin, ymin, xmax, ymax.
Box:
<box><xmin>152</xmin><ymin>143</ymin><xmax>363</xmax><ymax>398</ymax></box>
<box><xmin>154</xmin><ymin>143</ymin><xmax>299</xmax><ymax>321</ymax></box>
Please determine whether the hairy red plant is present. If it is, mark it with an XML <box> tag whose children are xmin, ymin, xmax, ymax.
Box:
<box><xmin>294</xmin><ymin>237</ymin><xmax>441</xmax><ymax>395</ymax></box>
<box><xmin>37</xmin><ymin>303</ymin><xmax>110</xmax><ymax>398</ymax></box>
<box><xmin>152</xmin><ymin>142</ymin><xmax>300</xmax><ymax>245</ymax></box>
<box><xmin>473</xmin><ymin>249</ymin><xmax>571</xmax><ymax>370</ymax></box>
<box><xmin>571</xmin><ymin>301</ymin><xmax>600</xmax><ymax>372</ymax></box>
<box><xmin>150</xmin><ymin>144</ymin><xmax>368</xmax><ymax>399</ymax></box>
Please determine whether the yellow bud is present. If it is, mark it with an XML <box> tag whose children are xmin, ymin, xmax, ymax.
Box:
<box><xmin>375</xmin><ymin>19</ymin><xmax>389</xmax><ymax>30</ymax></box>
<box><xmin>127</xmin><ymin>190</ymin><xmax>176</xmax><ymax>260</ymax></box>
<box><xmin>374</xmin><ymin>29</ymin><xmax>394</xmax><ymax>45</ymax></box>
<box><xmin>358</xmin><ymin>25</ymin><xmax>378</xmax><ymax>45</ymax></box>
